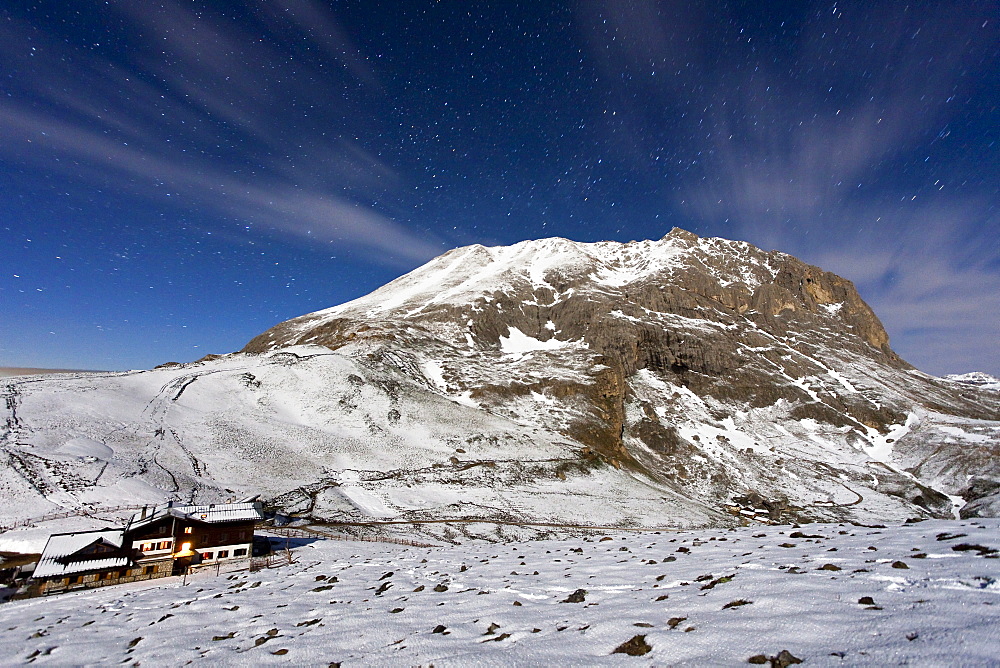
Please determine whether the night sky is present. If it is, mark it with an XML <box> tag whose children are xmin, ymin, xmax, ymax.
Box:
<box><xmin>2</xmin><ymin>1</ymin><xmax>997</xmax><ymax>376</ymax></box>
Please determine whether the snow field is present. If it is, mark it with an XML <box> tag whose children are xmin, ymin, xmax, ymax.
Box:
<box><xmin>2</xmin><ymin>519</ymin><xmax>998</xmax><ymax>666</ymax></box>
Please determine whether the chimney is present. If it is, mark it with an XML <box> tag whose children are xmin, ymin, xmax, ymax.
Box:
<box><xmin>140</xmin><ymin>505</ymin><xmax>148</xmax><ymax>519</ymax></box>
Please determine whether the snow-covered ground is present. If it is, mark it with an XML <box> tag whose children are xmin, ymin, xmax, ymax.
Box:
<box><xmin>2</xmin><ymin>519</ymin><xmax>998</xmax><ymax>666</ymax></box>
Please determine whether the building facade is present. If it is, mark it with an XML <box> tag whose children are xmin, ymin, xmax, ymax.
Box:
<box><xmin>25</xmin><ymin>501</ymin><xmax>264</xmax><ymax>597</ymax></box>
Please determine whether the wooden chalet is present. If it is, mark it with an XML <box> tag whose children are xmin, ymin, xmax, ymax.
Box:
<box><xmin>25</xmin><ymin>501</ymin><xmax>264</xmax><ymax>597</ymax></box>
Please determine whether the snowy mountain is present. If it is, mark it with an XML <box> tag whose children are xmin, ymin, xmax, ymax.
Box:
<box><xmin>2</xmin><ymin>229</ymin><xmax>999</xmax><ymax>533</ymax></box>
<box><xmin>944</xmin><ymin>372</ymin><xmax>1000</xmax><ymax>392</ymax></box>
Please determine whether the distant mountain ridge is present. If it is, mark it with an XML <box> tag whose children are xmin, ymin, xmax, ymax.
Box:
<box><xmin>2</xmin><ymin>229</ymin><xmax>998</xmax><ymax>535</ymax></box>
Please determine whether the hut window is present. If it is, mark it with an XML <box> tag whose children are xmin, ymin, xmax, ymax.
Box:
<box><xmin>201</xmin><ymin>552</ymin><xmax>213</xmax><ymax>561</ymax></box>
<box><xmin>217</xmin><ymin>550</ymin><xmax>229</xmax><ymax>559</ymax></box>
<box><xmin>183</xmin><ymin>527</ymin><xmax>193</xmax><ymax>534</ymax></box>
<box><xmin>158</xmin><ymin>540</ymin><xmax>171</xmax><ymax>550</ymax></box>
<box><xmin>70</xmin><ymin>575</ymin><xmax>84</xmax><ymax>585</ymax></box>
<box><xmin>144</xmin><ymin>566</ymin><xmax>154</xmax><ymax>575</ymax></box>
<box><xmin>234</xmin><ymin>548</ymin><xmax>247</xmax><ymax>557</ymax></box>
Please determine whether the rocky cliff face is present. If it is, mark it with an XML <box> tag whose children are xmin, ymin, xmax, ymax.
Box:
<box><xmin>243</xmin><ymin>228</ymin><xmax>1000</xmax><ymax>523</ymax></box>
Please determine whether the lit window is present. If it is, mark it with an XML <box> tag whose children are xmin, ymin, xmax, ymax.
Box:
<box><xmin>217</xmin><ymin>550</ymin><xmax>229</xmax><ymax>559</ymax></box>
<box><xmin>183</xmin><ymin>527</ymin><xmax>193</xmax><ymax>534</ymax></box>
<box><xmin>141</xmin><ymin>543</ymin><xmax>153</xmax><ymax>551</ymax></box>
<box><xmin>234</xmin><ymin>548</ymin><xmax>247</xmax><ymax>557</ymax></box>
<box><xmin>201</xmin><ymin>552</ymin><xmax>213</xmax><ymax>561</ymax></box>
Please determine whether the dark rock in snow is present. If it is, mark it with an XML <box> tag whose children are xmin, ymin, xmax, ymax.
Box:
<box><xmin>612</xmin><ymin>634</ymin><xmax>652</xmax><ymax>656</ymax></box>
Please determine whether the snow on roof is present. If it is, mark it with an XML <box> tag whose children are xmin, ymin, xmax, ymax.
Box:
<box><xmin>168</xmin><ymin>502</ymin><xmax>265</xmax><ymax>524</ymax></box>
<box><xmin>127</xmin><ymin>501</ymin><xmax>264</xmax><ymax>531</ymax></box>
<box><xmin>33</xmin><ymin>529</ymin><xmax>127</xmax><ymax>579</ymax></box>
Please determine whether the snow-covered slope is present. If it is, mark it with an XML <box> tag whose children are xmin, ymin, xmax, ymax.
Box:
<box><xmin>2</xmin><ymin>229</ymin><xmax>999</xmax><ymax>530</ymax></box>
<box><xmin>2</xmin><ymin>519</ymin><xmax>998</xmax><ymax>665</ymax></box>
<box><xmin>0</xmin><ymin>347</ymin><xmax>721</xmax><ymax>532</ymax></box>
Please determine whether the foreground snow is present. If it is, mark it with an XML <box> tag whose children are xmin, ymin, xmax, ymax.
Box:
<box><xmin>2</xmin><ymin>519</ymin><xmax>998</xmax><ymax>666</ymax></box>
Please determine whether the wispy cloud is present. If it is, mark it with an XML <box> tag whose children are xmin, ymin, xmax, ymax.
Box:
<box><xmin>578</xmin><ymin>0</ymin><xmax>999</xmax><ymax>374</ymax></box>
<box><xmin>0</xmin><ymin>1</ymin><xmax>441</xmax><ymax>264</ymax></box>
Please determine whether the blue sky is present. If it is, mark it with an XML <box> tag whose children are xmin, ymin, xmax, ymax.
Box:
<box><xmin>1</xmin><ymin>1</ymin><xmax>997</xmax><ymax>375</ymax></box>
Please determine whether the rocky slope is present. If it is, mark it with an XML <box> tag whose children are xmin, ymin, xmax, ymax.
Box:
<box><xmin>2</xmin><ymin>229</ymin><xmax>998</xmax><ymax>534</ymax></box>
<box><xmin>245</xmin><ymin>228</ymin><xmax>1000</xmax><ymax>522</ymax></box>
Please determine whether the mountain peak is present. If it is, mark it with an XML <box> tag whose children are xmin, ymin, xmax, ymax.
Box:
<box><xmin>246</xmin><ymin>231</ymin><xmax>894</xmax><ymax>361</ymax></box>
<box><xmin>664</xmin><ymin>226</ymin><xmax>699</xmax><ymax>242</ymax></box>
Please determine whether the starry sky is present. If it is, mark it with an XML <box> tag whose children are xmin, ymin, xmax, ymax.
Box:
<box><xmin>2</xmin><ymin>1</ymin><xmax>997</xmax><ymax>376</ymax></box>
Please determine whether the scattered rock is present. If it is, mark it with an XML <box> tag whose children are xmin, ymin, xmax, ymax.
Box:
<box><xmin>772</xmin><ymin>649</ymin><xmax>804</xmax><ymax>667</ymax></box>
<box><xmin>433</xmin><ymin>584</ymin><xmax>449</xmax><ymax>592</ymax></box>
<box><xmin>936</xmin><ymin>532</ymin><xmax>967</xmax><ymax>541</ymax></box>
<box><xmin>789</xmin><ymin>531</ymin><xmax>824</xmax><ymax>539</ymax></box>
<box><xmin>818</xmin><ymin>564</ymin><xmax>842</xmax><ymax>571</ymax></box>
<box><xmin>612</xmin><ymin>634</ymin><xmax>652</xmax><ymax>656</ymax></box>
<box><xmin>667</xmin><ymin>616</ymin><xmax>687</xmax><ymax>629</ymax></box>
<box><xmin>891</xmin><ymin>561</ymin><xmax>909</xmax><ymax>569</ymax></box>
<box><xmin>952</xmin><ymin>543</ymin><xmax>998</xmax><ymax>556</ymax></box>
<box><xmin>561</xmin><ymin>589</ymin><xmax>587</xmax><ymax>603</ymax></box>
<box><xmin>700</xmin><ymin>575</ymin><xmax>734</xmax><ymax>589</ymax></box>
<box><xmin>858</xmin><ymin>596</ymin><xmax>876</xmax><ymax>605</ymax></box>
<box><xmin>432</xmin><ymin>625</ymin><xmax>447</xmax><ymax>634</ymax></box>
<box><xmin>723</xmin><ymin>599</ymin><xmax>753</xmax><ymax>609</ymax></box>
